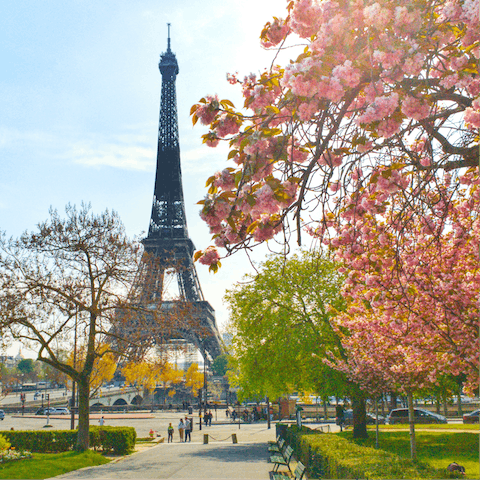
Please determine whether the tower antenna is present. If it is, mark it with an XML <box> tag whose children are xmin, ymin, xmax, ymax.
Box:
<box><xmin>167</xmin><ymin>23</ymin><xmax>171</xmax><ymax>52</ymax></box>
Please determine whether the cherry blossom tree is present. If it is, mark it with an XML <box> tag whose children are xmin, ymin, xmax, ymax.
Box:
<box><xmin>190</xmin><ymin>0</ymin><xmax>478</xmax><ymax>269</ymax></box>
<box><xmin>324</xmin><ymin>176</ymin><xmax>479</xmax><ymax>459</ymax></box>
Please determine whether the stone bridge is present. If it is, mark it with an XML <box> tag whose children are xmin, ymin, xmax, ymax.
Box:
<box><xmin>89</xmin><ymin>388</ymin><xmax>145</xmax><ymax>407</ymax></box>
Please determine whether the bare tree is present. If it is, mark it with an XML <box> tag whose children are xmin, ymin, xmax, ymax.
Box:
<box><xmin>0</xmin><ymin>203</ymin><xmax>193</xmax><ymax>450</ymax></box>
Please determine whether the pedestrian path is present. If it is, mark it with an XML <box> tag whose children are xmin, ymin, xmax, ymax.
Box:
<box><xmin>51</xmin><ymin>424</ymin><xmax>276</xmax><ymax>479</ymax></box>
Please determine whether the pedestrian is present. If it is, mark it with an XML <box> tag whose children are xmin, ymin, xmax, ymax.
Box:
<box><xmin>167</xmin><ymin>423</ymin><xmax>174</xmax><ymax>443</ymax></box>
<box><xmin>225</xmin><ymin>408</ymin><xmax>229</xmax><ymax>418</ymax></box>
<box><xmin>184</xmin><ymin>417</ymin><xmax>191</xmax><ymax>442</ymax></box>
<box><xmin>178</xmin><ymin>418</ymin><xmax>185</xmax><ymax>442</ymax></box>
<box><xmin>208</xmin><ymin>410</ymin><xmax>213</xmax><ymax>426</ymax></box>
<box><xmin>99</xmin><ymin>416</ymin><xmax>105</xmax><ymax>426</ymax></box>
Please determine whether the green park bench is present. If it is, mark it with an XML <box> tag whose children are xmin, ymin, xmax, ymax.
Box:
<box><xmin>271</xmin><ymin>461</ymin><xmax>306</xmax><ymax>480</ymax></box>
<box><xmin>268</xmin><ymin>436</ymin><xmax>285</xmax><ymax>453</ymax></box>
<box><xmin>269</xmin><ymin>444</ymin><xmax>294</xmax><ymax>473</ymax></box>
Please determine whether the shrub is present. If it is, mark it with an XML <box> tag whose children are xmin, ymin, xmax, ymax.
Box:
<box><xmin>90</xmin><ymin>426</ymin><xmax>136</xmax><ymax>455</ymax></box>
<box><xmin>283</xmin><ymin>425</ymin><xmax>444</xmax><ymax>479</ymax></box>
<box><xmin>1</xmin><ymin>430</ymin><xmax>77</xmax><ymax>453</ymax></box>
<box><xmin>0</xmin><ymin>434</ymin><xmax>11</xmax><ymax>451</ymax></box>
<box><xmin>0</xmin><ymin>427</ymin><xmax>136</xmax><ymax>455</ymax></box>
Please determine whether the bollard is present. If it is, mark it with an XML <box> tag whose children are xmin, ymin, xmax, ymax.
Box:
<box><xmin>232</xmin><ymin>433</ymin><xmax>238</xmax><ymax>444</ymax></box>
<box><xmin>203</xmin><ymin>434</ymin><xmax>209</xmax><ymax>444</ymax></box>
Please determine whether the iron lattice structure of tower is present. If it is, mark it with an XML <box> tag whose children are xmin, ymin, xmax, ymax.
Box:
<box><xmin>137</xmin><ymin>27</ymin><xmax>224</xmax><ymax>364</ymax></box>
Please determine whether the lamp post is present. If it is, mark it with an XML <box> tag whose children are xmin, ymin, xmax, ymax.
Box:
<box><xmin>203</xmin><ymin>354</ymin><xmax>208</xmax><ymax>417</ymax></box>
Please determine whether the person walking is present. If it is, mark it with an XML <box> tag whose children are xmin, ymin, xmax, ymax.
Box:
<box><xmin>208</xmin><ymin>410</ymin><xmax>213</xmax><ymax>426</ymax></box>
<box><xmin>98</xmin><ymin>416</ymin><xmax>105</xmax><ymax>426</ymax></box>
<box><xmin>178</xmin><ymin>418</ymin><xmax>185</xmax><ymax>442</ymax></box>
<box><xmin>184</xmin><ymin>417</ymin><xmax>191</xmax><ymax>442</ymax></box>
<box><xmin>167</xmin><ymin>423</ymin><xmax>174</xmax><ymax>443</ymax></box>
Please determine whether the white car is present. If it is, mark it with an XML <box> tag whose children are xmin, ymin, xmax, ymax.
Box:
<box><xmin>55</xmin><ymin>408</ymin><xmax>70</xmax><ymax>415</ymax></box>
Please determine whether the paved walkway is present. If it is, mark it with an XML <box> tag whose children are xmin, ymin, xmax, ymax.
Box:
<box><xmin>51</xmin><ymin>421</ymin><xmax>279</xmax><ymax>479</ymax></box>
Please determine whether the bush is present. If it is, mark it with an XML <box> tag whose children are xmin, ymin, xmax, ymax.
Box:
<box><xmin>0</xmin><ymin>427</ymin><xmax>136</xmax><ymax>455</ymax></box>
<box><xmin>1</xmin><ymin>430</ymin><xmax>77</xmax><ymax>453</ymax></box>
<box><xmin>283</xmin><ymin>425</ymin><xmax>444</xmax><ymax>479</ymax></box>
<box><xmin>0</xmin><ymin>434</ymin><xmax>11</xmax><ymax>451</ymax></box>
<box><xmin>90</xmin><ymin>426</ymin><xmax>136</xmax><ymax>455</ymax></box>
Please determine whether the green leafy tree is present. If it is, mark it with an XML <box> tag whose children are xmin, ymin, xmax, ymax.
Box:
<box><xmin>226</xmin><ymin>250</ymin><xmax>370</xmax><ymax>437</ymax></box>
<box><xmin>226</xmin><ymin>252</ymin><xmax>346</xmax><ymax>394</ymax></box>
<box><xmin>16</xmin><ymin>359</ymin><xmax>35</xmax><ymax>381</ymax></box>
<box><xmin>211</xmin><ymin>354</ymin><xmax>230</xmax><ymax>377</ymax></box>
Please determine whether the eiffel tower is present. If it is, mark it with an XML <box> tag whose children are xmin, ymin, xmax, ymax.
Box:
<box><xmin>135</xmin><ymin>26</ymin><xmax>224</xmax><ymax>364</ymax></box>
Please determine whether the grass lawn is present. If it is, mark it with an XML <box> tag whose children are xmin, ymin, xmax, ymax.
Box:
<box><xmin>367</xmin><ymin>424</ymin><xmax>479</xmax><ymax>431</ymax></box>
<box><xmin>0</xmin><ymin>450</ymin><xmax>110</xmax><ymax>479</ymax></box>
<box><xmin>340</xmin><ymin>430</ymin><xmax>479</xmax><ymax>479</ymax></box>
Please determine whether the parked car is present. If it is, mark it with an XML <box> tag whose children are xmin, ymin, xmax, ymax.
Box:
<box><xmin>338</xmin><ymin>409</ymin><xmax>385</xmax><ymax>426</ymax></box>
<box><xmin>462</xmin><ymin>409</ymin><xmax>479</xmax><ymax>424</ymax></box>
<box><xmin>35</xmin><ymin>407</ymin><xmax>57</xmax><ymax>415</ymax></box>
<box><xmin>386</xmin><ymin>408</ymin><xmax>447</xmax><ymax>424</ymax></box>
<box><xmin>54</xmin><ymin>408</ymin><xmax>70</xmax><ymax>415</ymax></box>
<box><xmin>0</xmin><ymin>410</ymin><xmax>5</xmax><ymax>420</ymax></box>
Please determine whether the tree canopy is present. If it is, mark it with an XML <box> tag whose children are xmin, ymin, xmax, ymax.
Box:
<box><xmin>225</xmin><ymin>251</ymin><xmax>349</xmax><ymax>400</ymax></box>
<box><xmin>191</xmin><ymin>0</ymin><xmax>478</xmax><ymax>269</ymax></box>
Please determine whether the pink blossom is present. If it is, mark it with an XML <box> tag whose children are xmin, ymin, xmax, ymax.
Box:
<box><xmin>317</xmin><ymin>151</ymin><xmax>343</xmax><ymax>167</ymax></box>
<box><xmin>297</xmin><ymin>101</ymin><xmax>318</xmax><ymax>121</ymax></box>
<box><xmin>261</xmin><ymin>17</ymin><xmax>290</xmax><ymax>48</ymax></box>
<box><xmin>196</xmin><ymin>95</ymin><xmax>220</xmax><ymax>125</ymax></box>
<box><xmin>198</xmin><ymin>246</ymin><xmax>220</xmax><ymax>265</ymax></box>
<box><xmin>214</xmin><ymin>169</ymin><xmax>236</xmax><ymax>191</ymax></box>
<box><xmin>419</xmin><ymin>156</ymin><xmax>432</xmax><ymax>167</ymax></box>
<box><xmin>287</xmin><ymin>145</ymin><xmax>309</xmax><ymax>163</ymax></box>
<box><xmin>215</xmin><ymin>113</ymin><xmax>240</xmax><ymax>137</ymax></box>
<box><xmin>363</xmin><ymin>3</ymin><xmax>392</xmax><ymax>30</ymax></box>
<box><xmin>377</xmin><ymin>118</ymin><xmax>401</xmax><ymax>138</ymax></box>
<box><xmin>205</xmin><ymin>134</ymin><xmax>220</xmax><ymax>148</ymax></box>
<box><xmin>464</xmin><ymin>106</ymin><xmax>480</xmax><ymax>129</ymax></box>
<box><xmin>332</xmin><ymin>60</ymin><xmax>361</xmax><ymax>88</ymax></box>
<box><xmin>356</xmin><ymin>93</ymin><xmax>399</xmax><ymax>124</ymax></box>
<box><xmin>401</xmin><ymin>96</ymin><xmax>430</xmax><ymax>120</ymax></box>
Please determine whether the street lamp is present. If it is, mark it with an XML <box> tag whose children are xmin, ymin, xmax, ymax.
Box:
<box><xmin>203</xmin><ymin>355</ymin><xmax>208</xmax><ymax>417</ymax></box>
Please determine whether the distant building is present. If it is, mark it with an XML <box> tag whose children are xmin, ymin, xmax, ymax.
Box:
<box><xmin>0</xmin><ymin>355</ymin><xmax>16</xmax><ymax>369</ymax></box>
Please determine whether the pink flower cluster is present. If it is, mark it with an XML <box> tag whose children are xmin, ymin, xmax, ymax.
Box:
<box><xmin>214</xmin><ymin>169</ymin><xmax>236</xmax><ymax>191</ymax></box>
<box><xmin>198</xmin><ymin>246</ymin><xmax>220</xmax><ymax>266</ymax></box>
<box><xmin>356</xmin><ymin>93</ymin><xmax>399</xmax><ymax>124</ymax></box>
<box><xmin>261</xmin><ymin>17</ymin><xmax>290</xmax><ymax>48</ymax></box>
<box><xmin>196</xmin><ymin>95</ymin><xmax>220</xmax><ymax>125</ymax></box>
<box><xmin>464</xmin><ymin>98</ymin><xmax>480</xmax><ymax>130</ymax></box>
<box><xmin>215</xmin><ymin>113</ymin><xmax>240</xmax><ymax>137</ymax></box>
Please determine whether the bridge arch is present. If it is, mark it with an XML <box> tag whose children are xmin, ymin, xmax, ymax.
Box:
<box><xmin>113</xmin><ymin>398</ymin><xmax>128</xmax><ymax>406</ymax></box>
<box><xmin>131</xmin><ymin>395</ymin><xmax>143</xmax><ymax>405</ymax></box>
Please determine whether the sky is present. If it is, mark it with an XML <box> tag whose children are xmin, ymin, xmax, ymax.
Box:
<box><xmin>0</xmin><ymin>0</ymin><xmax>290</xmax><ymax>358</ymax></box>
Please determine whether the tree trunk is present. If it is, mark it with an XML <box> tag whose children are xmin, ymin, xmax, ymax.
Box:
<box><xmin>435</xmin><ymin>394</ymin><xmax>441</xmax><ymax>414</ymax></box>
<box><xmin>443</xmin><ymin>394</ymin><xmax>448</xmax><ymax>418</ymax></box>
<box><xmin>76</xmin><ymin>376</ymin><xmax>90</xmax><ymax>451</ymax></box>
<box><xmin>457</xmin><ymin>384</ymin><xmax>463</xmax><ymax>416</ymax></box>
<box><xmin>389</xmin><ymin>392</ymin><xmax>397</xmax><ymax>411</ymax></box>
<box><xmin>323</xmin><ymin>398</ymin><xmax>328</xmax><ymax>421</ymax></box>
<box><xmin>407</xmin><ymin>391</ymin><xmax>416</xmax><ymax>461</ymax></box>
<box><xmin>352</xmin><ymin>394</ymin><xmax>368</xmax><ymax>439</ymax></box>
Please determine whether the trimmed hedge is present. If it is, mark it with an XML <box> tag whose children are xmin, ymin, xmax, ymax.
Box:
<box><xmin>1</xmin><ymin>427</ymin><xmax>136</xmax><ymax>455</ymax></box>
<box><xmin>283</xmin><ymin>425</ymin><xmax>447</xmax><ymax>479</ymax></box>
